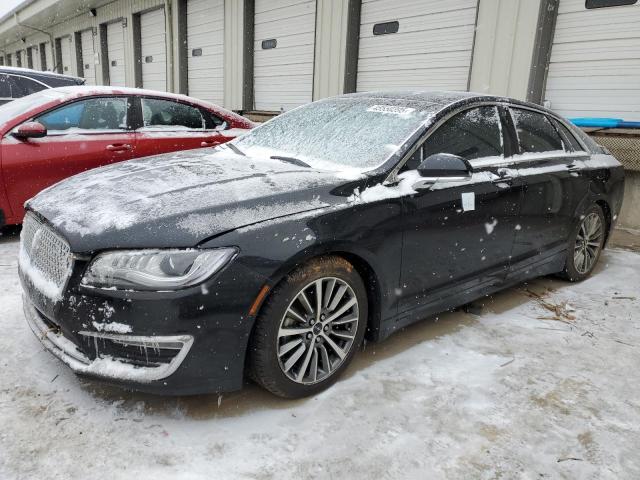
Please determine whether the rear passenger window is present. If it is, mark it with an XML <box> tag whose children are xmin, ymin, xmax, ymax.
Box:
<box><xmin>141</xmin><ymin>98</ymin><xmax>204</xmax><ymax>130</ymax></box>
<box><xmin>405</xmin><ymin>106</ymin><xmax>503</xmax><ymax>170</ymax></box>
<box><xmin>0</xmin><ymin>75</ymin><xmax>10</xmax><ymax>98</ymax></box>
<box><xmin>552</xmin><ymin>119</ymin><xmax>584</xmax><ymax>152</ymax></box>
<box><xmin>511</xmin><ymin>108</ymin><xmax>564</xmax><ymax>154</ymax></box>
<box><xmin>8</xmin><ymin>76</ymin><xmax>47</xmax><ymax>97</ymax></box>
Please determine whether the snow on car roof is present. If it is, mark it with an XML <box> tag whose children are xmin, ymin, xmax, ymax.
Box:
<box><xmin>0</xmin><ymin>66</ymin><xmax>83</xmax><ymax>81</ymax></box>
<box><xmin>48</xmin><ymin>85</ymin><xmax>221</xmax><ymax>106</ymax></box>
<box><xmin>341</xmin><ymin>90</ymin><xmax>485</xmax><ymax>108</ymax></box>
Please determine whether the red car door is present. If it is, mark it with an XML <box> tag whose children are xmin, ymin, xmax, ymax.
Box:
<box><xmin>1</xmin><ymin>96</ymin><xmax>136</xmax><ymax>222</ymax></box>
<box><xmin>134</xmin><ymin>97</ymin><xmax>225</xmax><ymax>156</ymax></box>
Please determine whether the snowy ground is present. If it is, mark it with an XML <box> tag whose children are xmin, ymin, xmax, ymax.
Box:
<box><xmin>1</xmin><ymin>230</ymin><xmax>639</xmax><ymax>480</ymax></box>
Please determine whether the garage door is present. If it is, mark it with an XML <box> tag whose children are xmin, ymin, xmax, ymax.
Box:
<box><xmin>356</xmin><ymin>0</ymin><xmax>478</xmax><ymax>92</ymax></box>
<box><xmin>186</xmin><ymin>0</ymin><xmax>224</xmax><ymax>104</ymax></box>
<box><xmin>106</xmin><ymin>21</ymin><xmax>126</xmax><ymax>86</ymax></box>
<box><xmin>80</xmin><ymin>29</ymin><xmax>96</xmax><ymax>85</ymax></box>
<box><xmin>254</xmin><ymin>0</ymin><xmax>316</xmax><ymax>112</ymax></box>
<box><xmin>140</xmin><ymin>8</ymin><xmax>167</xmax><ymax>91</ymax></box>
<box><xmin>544</xmin><ymin>0</ymin><xmax>640</xmax><ymax>121</ymax></box>
<box><xmin>58</xmin><ymin>36</ymin><xmax>72</xmax><ymax>75</ymax></box>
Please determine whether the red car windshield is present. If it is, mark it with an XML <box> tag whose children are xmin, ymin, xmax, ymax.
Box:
<box><xmin>0</xmin><ymin>89</ymin><xmax>69</xmax><ymax>128</ymax></box>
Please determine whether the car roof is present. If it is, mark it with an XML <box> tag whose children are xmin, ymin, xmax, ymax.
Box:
<box><xmin>341</xmin><ymin>90</ymin><xmax>480</xmax><ymax>106</ymax></box>
<box><xmin>0</xmin><ymin>66</ymin><xmax>84</xmax><ymax>83</ymax></box>
<box><xmin>50</xmin><ymin>85</ymin><xmax>215</xmax><ymax>103</ymax></box>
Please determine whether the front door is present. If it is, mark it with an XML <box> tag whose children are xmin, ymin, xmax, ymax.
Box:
<box><xmin>2</xmin><ymin>96</ymin><xmax>136</xmax><ymax>222</ymax></box>
<box><xmin>397</xmin><ymin>105</ymin><xmax>523</xmax><ymax>326</ymax></box>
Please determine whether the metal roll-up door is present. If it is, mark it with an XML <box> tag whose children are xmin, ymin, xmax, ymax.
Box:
<box><xmin>58</xmin><ymin>36</ymin><xmax>72</xmax><ymax>74</ymax></box>
<box><xmin>356</xmin><ymin>0</ymin><xmax>478</xmax><ymax>92</ymax></box>
<box><xmin>544</xmin><ymin>0</ymin><xmax>640</xmax><ymax>121</ymax></box>
<box><xmin>140</xmin><ymin>8</ymin><xmax>167</xmax><ymax>91</ymax></box>
<box><xmin>107</xmin><ymin>21</ymin><xmax>126</xmax><ymax>86</ymax></box>
<box><xmin>186</xmin><ymin>0</ymin><xmax>224</xmax><ymax>104</ymax></box>
<box><xmin>15</xmin><ymin>50</ymin><xmax>23</xmax><ymax>68</ymax></box>
<box><xmin>80</xmin><ymin>29</ymin><xmax>96</xmax><ymax>85</ymax></box>
<box><xmin>254</xmin><ymin>0</ymin><xmax>316</xmax><ymax>112</ymax></box>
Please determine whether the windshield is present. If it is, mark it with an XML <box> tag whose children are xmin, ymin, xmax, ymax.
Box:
<box><xmin>233</xmin><ymin>98</ymin><xmax>437</xmax><ymax>171</ymax></box>
<box><xmin>0</xmin><ymin>89</ymin><xmax>69</xmax><ymax>127</ymax></box>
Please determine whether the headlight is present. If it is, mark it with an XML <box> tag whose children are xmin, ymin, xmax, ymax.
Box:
<box><xmin>81</xmin><ymin>248</ymin><xmax>237</xmax><ymax>291</ymax></box>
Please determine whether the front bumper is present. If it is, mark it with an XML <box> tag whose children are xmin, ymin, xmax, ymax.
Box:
<box><xmin>24</xmin><ymin>297</ymin><xmax>194</xmax><ymax>383</ymax></box>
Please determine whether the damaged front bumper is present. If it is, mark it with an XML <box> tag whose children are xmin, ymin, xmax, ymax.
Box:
<box><xmin>23</xmin><ymin>296</ymin><xmax>194</xmax><ymax>383</ymax></box>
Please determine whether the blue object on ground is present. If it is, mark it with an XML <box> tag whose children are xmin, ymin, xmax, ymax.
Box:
<box><xmin>569</xmin><ymin>117</ymin><xmax>640</xmax><ymax>129</ymax></box>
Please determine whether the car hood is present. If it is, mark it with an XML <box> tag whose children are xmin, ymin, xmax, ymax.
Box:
<box><xmin>27</xmin><ymin>149</ymin><xmax>359</xmax><ymax>252</ymax></box>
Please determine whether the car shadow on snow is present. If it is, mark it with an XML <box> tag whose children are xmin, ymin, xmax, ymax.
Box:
<box><xmin>76</xmin><ymin>254</ymin><xmax>611</xmax><ymax>420</ymax></box>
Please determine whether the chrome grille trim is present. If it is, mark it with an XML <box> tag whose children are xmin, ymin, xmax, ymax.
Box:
<box><xmin>20</xmin><ymin>212</ymin><xmax>72</xmax><ymax>298</ymax></box>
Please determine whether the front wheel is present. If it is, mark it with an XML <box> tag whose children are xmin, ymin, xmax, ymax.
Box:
<box><xmin>560</xmin><ymin>204</ymin><xmax>606</xmax><ymax>282</ymax></box>
<box><xmin>248</xmin><ymin>256</ymin><xmax>367</xmax><ymax>398</ymax></box>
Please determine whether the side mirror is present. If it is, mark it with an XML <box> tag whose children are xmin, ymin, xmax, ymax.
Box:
<box><xmin>417</xmin><ymin>153</ymin><xmax>471</xmax><ymax>179</ymax></box>
<box><xmin>12</xmin><ymin>121</ymin><xmax>47</xmax><ymax>140</ymax></box>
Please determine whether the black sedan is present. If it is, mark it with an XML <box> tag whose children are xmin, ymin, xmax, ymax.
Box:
<box><xmin>19</xmin><ymin>91</ymin><xmax>624</xmax><ymax>398</ymax></box>
<box><xmin>0</xmin><ymin>67</ymin><xmax>84</xmax><ymax>105</ymax></box>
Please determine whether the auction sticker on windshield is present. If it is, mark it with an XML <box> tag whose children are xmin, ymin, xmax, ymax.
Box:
<box><xmin>367</xmin><ymin>105</ymin><xmax>416</xmax><ymax>115</ymax></box>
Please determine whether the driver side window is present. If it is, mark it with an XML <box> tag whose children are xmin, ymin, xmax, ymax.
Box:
<box><xmin>37</xmin><ymin>97</ymin><xmax>128</xmax><ymax>132</ymax></box>
<box><xmin>403</xmin><ymin>106</ymin><xmax>503</xmax><ymax>171</ymax></box>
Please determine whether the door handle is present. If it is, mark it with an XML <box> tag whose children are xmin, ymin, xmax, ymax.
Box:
<box><xmin>106</xmin><ymin>144</ymin><xmax>132</xmax><ymax>152</ymax></box>
<box><xmin>567</xmin><ymin>163</ymin><xmax>582</xmax><ymax>173</ymax></box>
<box><xmin>201</xmin><ymin>139</ymin><xmax>220</xmax><ymax>147</ymax></box>
<box><xmin>492</xmin><ymin>174</ymin><xmax>515</xmax><ymax>184</ymax></box>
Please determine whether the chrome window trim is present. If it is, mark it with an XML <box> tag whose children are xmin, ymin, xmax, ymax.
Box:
<box><xmin>6</xmin><ymin>73</ymin><xmax>51</xmax><ymax>91</ymax></box>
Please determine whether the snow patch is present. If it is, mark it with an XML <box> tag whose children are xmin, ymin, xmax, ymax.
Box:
<box><xmin>91</xmin><ymin>321</ymin><xmax>132</xmax><ymax>334</ymax></box>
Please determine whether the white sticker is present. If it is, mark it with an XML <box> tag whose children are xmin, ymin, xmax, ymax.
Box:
<box><xmin>367</xmin><ymin>105</ymin><xmax>415</xmax><ymax>115</ymax></box>
<box><xmin>461</xmin><ymin>192</ymin><xmax>475</xmax><ymax>212</ymax></box>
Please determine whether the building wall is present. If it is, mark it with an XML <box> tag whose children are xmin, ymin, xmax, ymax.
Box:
<box><xmin>312</xmin><ymin>0</ymin><xmax>349</xmax><ymax>100</ymax></box>
<box><xmin>469</xmin><ymin>0</ymin><xmax>541</xmax><ymax>100</ymax></box>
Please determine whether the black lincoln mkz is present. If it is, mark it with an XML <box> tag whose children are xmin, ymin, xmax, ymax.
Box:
<box><xmin>20</xmin><ymin>91</ymin><xmax>624</xmax><ymax>398</ymax></box>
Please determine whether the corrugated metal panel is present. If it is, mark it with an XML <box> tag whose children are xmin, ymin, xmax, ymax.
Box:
<box><xmin>107</xmin><ymin>21</ymin><xmax>126</xmax><ymax>86</ymax></box>
<box><xmin>140</xmin><ymin>7</ymin><xmax>167</xmax><ymax>91</ymax></box>
<box><xmin>30</xmin><ymin>46</ymin><xmax>40</xmax><ymax>70</ymax></box>
<box><xmin>187</xmin><ymin>0</ymin><xmax>224</xmax><ymax>104</ymax></box>
<box><xmin>254</xmin><ymin>0</ymin><xmax>317</xmax><ymax>112</ymax></box>
<box><xmin>356</xmin><ymin>0</ymin><xmax>478</xmax><ymax>92</ymax></box>
<box><xmin>58</xmin><ymin>35</ymin><xmax>72</xmax><ymax>74</ymax></box>
<box><xmin>80</xmin><ymin>29</ymin><xmax>97</xmax><ymax>85</ymax></box>
<box><xmin>545</xmin><ymin>0</ymin><xmax>640</xmax><ymax>121</ymax></box>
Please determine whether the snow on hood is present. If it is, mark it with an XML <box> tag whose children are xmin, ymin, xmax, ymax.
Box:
<box><xmin>27</xmin><ymin>149</ymin><xmax>352</xmax><ymax>251</ymax></box>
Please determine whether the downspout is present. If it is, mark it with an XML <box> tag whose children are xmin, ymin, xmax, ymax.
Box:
<box><xmin>13</xmin><ymin>12</ymin><xmax>56</xmax><ymax>72</ymax></box>
<box><xmin>164</xmin><ymin>0</ymin><xmax>174</xmax><ymax>92</ymax></box>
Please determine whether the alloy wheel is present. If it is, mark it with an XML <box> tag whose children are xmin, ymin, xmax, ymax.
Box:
<box><xmin>574</xmin><ymin>212</ymin><xmax>604</xmax><ymax>274</ymax></box>
<box><xmin>277</xmin><ymin>277</ymin><xmax>360</xmax><ymax>385</ymax></box>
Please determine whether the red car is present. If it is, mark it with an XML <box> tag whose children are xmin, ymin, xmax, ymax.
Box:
<box><xmin>0</xmin><ymin>86</ymin><xmax>255</xmax><ymax>226</ymax></box>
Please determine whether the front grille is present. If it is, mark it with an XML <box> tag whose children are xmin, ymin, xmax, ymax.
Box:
<box><xmin>21</xmin><ymin>212</ymin><xmax>72</xmax><ymax>291</ymax></box>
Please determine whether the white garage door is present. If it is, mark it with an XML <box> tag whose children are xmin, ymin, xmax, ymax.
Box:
<box><xmin>254</xmin><ymin>0</ymin><xmax>316</xmax><ymax>112</ymax></box>
<box><xmin>80</xmin><ymin>29</ymin><xmax>96</xmax><ymax>85</ymax></box>
<box><xmin>356</xmin><ymin>0</ymin><xmax>478</xmax><ymax>92</ymax></box>
<box><xmin>107</xmin><ymin>21</ymin><xmax>126</xmax><ymax>86</ymax></box>
<box><xmin>58</xmin><ymin>36</ymin><xmax>72</xmax><ymax>75</ymax></box>
<box><xmin>186</xmin><ymin>0</ymin><xmax>224</xmax><ymax>105</ymax></box>
<box><xmin>140</xmin><ymin>8</ymin><xmax>167</xmax><ymax>91</ymax></box>
<box><xmin>544</xmin><ymin>0</ymin><xmax>640</xmax><ymax>121</ymax></box>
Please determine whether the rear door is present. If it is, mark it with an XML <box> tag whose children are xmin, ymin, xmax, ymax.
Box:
<box><xmin>134</xmin><ymin>97</ymin><xmax>225</xmax><ymax>156</ymax></box>
<box><xmin>2</xmin><ymin>96</ymin><xmax>136</xmax><ymax>221</ymax></box>
<box><xmin>397</xmin><ymin>105</ymin><xmax>523</xmax><ymax>325</ymax></box>
<box><xmin>508</xmin><ymin>107</ymin><xmax>590</xmax><ymax>266</ymax></box>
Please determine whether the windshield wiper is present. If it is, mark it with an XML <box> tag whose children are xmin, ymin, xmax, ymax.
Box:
<box><xmin>226</xmin><ymin>143</ymin><xmax>246</xmax><ymax>156</ymax></box>
<box><xmin>270</xmin><ymin>156</ymin><xmax>311</xmax><ymax>168</ymax></box>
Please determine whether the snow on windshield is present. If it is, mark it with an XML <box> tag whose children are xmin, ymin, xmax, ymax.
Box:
<box><xmin>233</xmin><ymin>98</ymin><xmax>437</xmax><ymax>171</ymax></box>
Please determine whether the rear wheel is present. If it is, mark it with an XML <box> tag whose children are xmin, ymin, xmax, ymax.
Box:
<box><xmin>249</xmin><ymin>256</ymin><xmax>367</xmax><ymax>398</ymax></box>
<box><xmin>561</xmin><ymin>204</ymin><xmax>606</xmax><ymax>282</ymax></box>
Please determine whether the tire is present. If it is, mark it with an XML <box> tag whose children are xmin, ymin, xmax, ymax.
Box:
<box><xmin>560</xmin><ymin>204</ymin><xmax>606</xmax><ymax>282</ymax></box>
<box><xmin>248</xmin><ymin>256</ymin><xmax>368</xmax><ymax>398</ymax></box>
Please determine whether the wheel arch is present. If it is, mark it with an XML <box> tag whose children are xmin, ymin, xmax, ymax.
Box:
<box><xmin>249</xmin><ymin>246</ymin><xmax>384</xmax><ymax>345</ymax></box>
